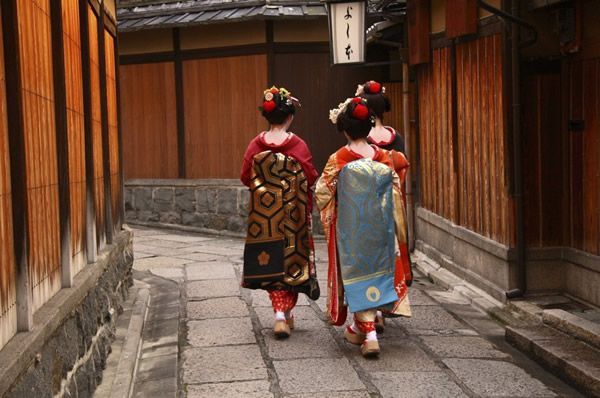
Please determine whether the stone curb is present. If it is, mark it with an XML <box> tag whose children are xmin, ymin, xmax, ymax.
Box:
<box><xmin>506</xmin><ymin>325</ymin><xmax>600</xmax><ymax>398</ymax></box>
<box><xmin>542</xmin><ymin>309</ymin><xmax>600</xmax><ymax>351</ymax></box>
<box><xmin>109</xmin><ymin>286</ymin><xmax>151</xmax><ymax>398</ymax></box>
<box><xmin>412</xmin><ymin>250</ymin><xmax>503</xmax><ymax>314</ymax></box>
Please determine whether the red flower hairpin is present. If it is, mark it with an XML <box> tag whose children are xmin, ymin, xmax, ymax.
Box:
<box><xmin>367</xmin><ymin>81</ymin><xmax>381</xmax><ymax>93</ymax></box>
<box><xmin>263</xmin><ymin>100</ymin><xmax>276</xmax><ymax>113</ymax></box>
<box><xmin>352</xmin><ymin>102</ymin><xmax>369</xmax><ymax>120</ymax></box>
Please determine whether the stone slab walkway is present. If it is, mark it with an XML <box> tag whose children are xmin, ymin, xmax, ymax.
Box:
<box><xmin>126</xmin><ymin>226</ymin><xmax>585</xmax><ymax>398</ymax></box>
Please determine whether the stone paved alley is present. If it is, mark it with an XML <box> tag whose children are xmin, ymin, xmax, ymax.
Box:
<box><xmin>95</xmin><ymin>227</ymin><xmax>586</xmax><ymax>398</ymax></box>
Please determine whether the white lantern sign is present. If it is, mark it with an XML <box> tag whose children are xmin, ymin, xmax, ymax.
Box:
<box><xmin>327</xmin><ymin>0</ymin><xmax>366</xmax><ymax>65</ymax></box>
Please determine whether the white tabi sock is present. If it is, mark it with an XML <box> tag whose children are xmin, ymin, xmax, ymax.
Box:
<box><xmin>365</xmin><ymin>331</ymin><xmax>378</xmax><ymax>342</ymax></box>
<box><xmin>349</xmin><ymin>322</ymin><xmax>365</xmax><ymax>335</ymax></box>
<box><xmin>275</xmin><ymin>311</ymin><xmax>286</xmax><ymax>322</ymax></box>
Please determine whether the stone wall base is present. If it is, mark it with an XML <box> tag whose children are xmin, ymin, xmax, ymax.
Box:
<box><xmin>124</xmin><ymin>179</ymin><xmax>324</xmax><ymax>236</ymax></box>
<box><xmin>0</xmin><ymin>229</ymin><xmax>134</xmax><ymax>398</ymax></box>
<box><xmin>416</xmin><ymin>207</ymin><xmax>600</xmax><ymax>307</ymax></box>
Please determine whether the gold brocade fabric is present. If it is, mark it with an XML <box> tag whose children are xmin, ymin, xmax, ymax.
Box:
<box><xmin>315</xmin><ymin>148</ymin><xmax>411</xmax><ymax>325</ymax></box>
<box><xmin>243</xmin><ymin>151</ymin><xmax>319</xmax><ymax>299</ymax></box>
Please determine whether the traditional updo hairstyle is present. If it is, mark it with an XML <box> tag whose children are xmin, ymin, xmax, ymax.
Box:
<box><xmin>357</xmin><ymin>80</ymin><xmax>390</xmax><ymax>121</ymax></box>
<box><xmin>259</xmin><ymin>86</ymin><xmax>296</xmax><ymax>125</ymax></box>
<box><xmin>331</xmin><ymin>97</ymin><xmax>375</xmax><ymax>140</ymax></box>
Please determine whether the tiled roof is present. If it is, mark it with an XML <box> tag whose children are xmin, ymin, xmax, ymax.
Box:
<box><xmin>117</xmin><ymin>0</ymin><xmax>328</xmax><ymax>31</ymax></box>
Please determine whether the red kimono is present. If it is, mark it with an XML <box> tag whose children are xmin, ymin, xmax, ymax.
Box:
<box><xmin>240</xmin><ymin>132</ymin><xmax>318</xmax><ymax>211</ymax></box>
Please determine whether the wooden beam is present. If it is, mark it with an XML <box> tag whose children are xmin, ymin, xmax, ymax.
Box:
<box><xmin>407</xmin><ymin>0</ymin><xmax>431</xmax><ymax>65</ymax></box>
<box><xmin>80</xmin><ymin>0</ymin><xmax>98</xmax><ymax>263</ymax></box>
<box><xmin>266</xmin><ymin>21</ymin><xmax>274</xmax><ymax>85</ymax></box>
<box><xmin>2</xmin><ymin>0</ymin><xmax>32</xmax><ymax>331</ymax></box>
<box><xmin>98</xmin><ymin>5</ymin><xmax>114</xmax><ymax>244</ymax></box>
<box><xmin>120</xmin><ymin>52</ymin><xmax>175</xmax><ymax>65</ymax></box>
<box><xmin>103</xmin><ymin>12</ymin><xmax>116</xmax><ymax>37</ymax></box>
<box><xmin>114</xmin><ymin>32</ymin><xmax>125</xmax><ymax>230</ymax></box>
<box><xmin>446</xmin><ymin>0</ymin><xmax>478</xmax><ymax>39</ymax></box>
<box><xmin>173</xmin><ymin>28</ymin><xmax>186</xmax><ymax>178</ymax></box>
<box><xmin>50</xmin><ymin>0</ymin><xmax>73</xmax><ymax>287</ymax></box>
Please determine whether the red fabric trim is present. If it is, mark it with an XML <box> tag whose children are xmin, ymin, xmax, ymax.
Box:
<box><xmin>260</xmin><ymin>132</ymin><xmax>294</xmax><ymax>147</ymax></box>
<box><xmin>240</xmin><ymin>134</ymin><xmax>318</xmax><ymax>212</ymax></box>
<box><xmin>345</xmin><ymin>145</ymin><xmax>379</xmax><ymax>160</ymax></box>
<box><xmin>368</xmin><ymin>127</ymin><xmax>396</xmax><ymax>146</ymax></box>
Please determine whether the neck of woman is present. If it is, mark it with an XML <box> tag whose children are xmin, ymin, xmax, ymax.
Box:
<box><xmin>264</xmin><ymin>125</ymin><xmax>290</xmax><ymax>145</ymax></box>
<box><xmin>347</xmin><ymin>138</ymin><xmax>375</xmax><ymax>159</ymax></box>
<box><xmin>368</xmin><ymin>119</ymin><xmax>392</xmax><ymax>143</ymax></box>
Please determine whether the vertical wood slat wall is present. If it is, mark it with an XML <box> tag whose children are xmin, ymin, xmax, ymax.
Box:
<box><xmin>183</xmin><ymin>55</ymin><xmax>267</xmax><ymax>179</ymax></box>
<box><xmin>0</xmin><ymin>0</ymin><xmax>122</xmax><ymax>349</ymax></box>
<box><xmin>0</xmin><ymin>4</ymin><xmax>17</xmax><ymax>350</ymax></box>
<box><xmin>62</xmin><ymin>0</ymin><xmax>86</xmax><ymax>275</ymax></box>
<box><xmin>17</xmin><ymin>0</ymin><xmax>62</xmax><ymax>312</ymax></box>
<box><xmin>88</xmin><ymin>5</ymin><xmax>105</xmax><ymax>249</ymax></box>
<box><xmin>521</xmin><ymin>70</ymin><xmax>563</xmax><ymax>248</ymax></box>
<box><xmin>418</xmin><ymin>34</ymin><xmax>510</xmax><ymax>246</ymax></box>
<box><xmin>418</xmin><ymin>46</ymin><xmax>458</xmax><ymax>223</ymax></box>
<box><xmin>570</xmin><ymin>59</ymin><xmax>600</xmax><ymax>256</ymax></box>
<box><xmin>104</xmin><ymin>31</ymin><xmax>119</xmax><ymax>231</ymax></box>
<box><xmin>119</xmin><ymin>62</ymin><xmax>179</xmax><ymax>179</ymax></box>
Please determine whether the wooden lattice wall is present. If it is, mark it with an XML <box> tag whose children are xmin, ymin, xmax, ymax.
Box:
<box><xmin>105</xmin><ymin>31</ymin><xmax>120</xmax><ymax>231</ymax></box>
<box><xmin>63</xmin><ymin>0</ymin><xmax>87</xmax><ymax>274</ymax></box>
<box><xmin>418</xmin><ymin>34</ymin><xmax>511</xmax><ymax>246</ymax></box>
<box><xmin>88</xmin><ymin>5</ymin><xmax>105</xmax><ymax>249</ymax></box>
<box><xmin>17</xmin><ymin>0</ymin><xmax>62</xmax><ymax>312</ymax></box>
<box><xmin>0</xmin><ymin>0</ymin><xmax>122</xmax><ymax>350</ymax></box>
<box><xmin>0</xmin><ymin>3</ymin><xmax>16</xmax><ymax>350</ymax></box>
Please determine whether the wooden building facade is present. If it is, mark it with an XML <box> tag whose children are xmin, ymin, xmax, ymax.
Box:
<box><xmin>116</xmin><ymin>2</ymin><xmax>406</xmax><ymax>178</ymax></box>
<box><xmin>0</xmin><ymin>0</ymin><xmax>123</xmax><ymax>350</ymax></box>
<box><xmin>409</xmin><ymin>0</ymin><xmax>600</xmax><ymax>306</ymax></box>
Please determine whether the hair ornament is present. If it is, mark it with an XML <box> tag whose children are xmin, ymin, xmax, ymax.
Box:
<box><xmin>357</xmin><ymin>80</ymin><xmax>386</xmax><ymax>96</ymax></box>
<box><xmin>329</xmin><ymin>97</ymin><xmax>353</xmax><ymax>124</ymax></box>
<box><xmin>329</xmin><ymin>97</ymin><xmax>369</xmax><ymax>124</ymax></box>
<box><xmin>262</xmin><ymin>100</ymin><xmax>276</xmax><ymax>113</ymax></box>
<box><xmin>352</xmin><ymin>103</ymin><xmax>369</xmax><ymax>120</ymax></box>
<box><xmin>264</xmin><ymin>92</ymin><xmax>274</xmax><ymax>101</ymax></box>
<box><xmin>355</xmin><ymin>84</ymin><xmax>365</xmax><ymax>96</ymax></box>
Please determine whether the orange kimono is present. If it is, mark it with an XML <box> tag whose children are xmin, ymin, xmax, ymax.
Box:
<box><xmin>315</xmin><ymin>146</ymin><xmax>411</xmax><ymax>326</ymax></box>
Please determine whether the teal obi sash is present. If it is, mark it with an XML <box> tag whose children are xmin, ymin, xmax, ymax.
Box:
<box><xmin>336</xmin><ymin>159</ymin><xmax>399</xmax><ymax>313</ymax></box>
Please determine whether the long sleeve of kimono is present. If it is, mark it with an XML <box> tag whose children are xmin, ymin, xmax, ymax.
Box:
<box><xmin>390</xmin><ymin>150</ymin><xmax>409</xmax><ymax>184</ymax></box>
<box><xmin>315</xmin><ymin>154</ymin><xmax>339</xmax><ymax>238</ymax></box>
<box><xmin>240</xmin><ymin>140</ymin><xmax>260</xmax><ymax>186</ymax></box>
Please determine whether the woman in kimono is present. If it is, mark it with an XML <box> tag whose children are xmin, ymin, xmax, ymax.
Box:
<box><xmin>316</xmin><ymin>97</ymin><xmax>411</xmax><ymax>357</ymax></box>
<box><xmin>358</xmin><ymin>80</ymin><xmax>406</xmax><ymax>155</ymax></box>
<box><xmin>240</xmin><ymin>86</ymin><xmax>319</xmax><ymax>338</ymax></box>
<box><xmin>358</xmin><ymin>80</ymin><xmax>413</xmax><ymax>333</ymax></box>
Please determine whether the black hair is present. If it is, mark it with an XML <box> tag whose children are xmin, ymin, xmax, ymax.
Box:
<box><xmin>260</xmin><ymin>90</ymin><xmax>296</xmax><ymax>125</ymax></box>
<box><xmin>360</xmin><ymin>81</ymin><xmax>390</xmax><ymax>121</ymax></box>
<box><xmin>336</xmin><ymin>99</ymin><xmax>375</xmax><ymax>140</ymax></box>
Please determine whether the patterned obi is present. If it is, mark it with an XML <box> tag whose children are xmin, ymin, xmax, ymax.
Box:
<box><xmin>336</xmin><ymin>159</ymin><xmax>399</xmax><ymax>312</ymax></box>
<box><xmin>242</xmin><ymin>151</ymin><xmax>319</xmax><ymax>299</ymax></box>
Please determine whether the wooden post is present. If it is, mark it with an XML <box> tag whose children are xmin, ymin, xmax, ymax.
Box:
<box><xmin>446</xmin><ymin>0</ymin><xmax>478</xmax><ymax>39</ymax></box>
<box><xmin>403</xmin><ymin>62</ymin><xmax>415</xmax><ymax>251</ymax></box>
<box><xmin>50</xmin><ymin>0</ymin><xmax>73</xmax><ymax>287</ymax></box>
<box><xmin>2</xmin><ymin>0</ymin><xmax>32</xmax><ymax>331</ymax></box>
<box><xmin>114</xmin><ymin>30</ymin><xmax>125</xmax><ymax>230</ymax></box>
<box><xmin>98</xmin><ymin>4</ymin><xmax>114</xmax><ymax>244</ymax></box>
<box><xmin>407</xmin><ymin>0</ymin><xmax>431</xmax><ymax>65</ymax></box>
<box><xmin>80</xmin><ymin>0</ymin><xmax>98</xmax><ymax>263</ymax></box>
<box><xmin>173</xmin><ymin>28</ymin><xmax>186</xmax><ymax>179</ymax></box>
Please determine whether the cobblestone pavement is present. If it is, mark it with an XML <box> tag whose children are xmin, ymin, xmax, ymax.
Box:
<box><xmin>130</xmin><ymin>227</ymin><xmax>584</xmax><ymax>398</ymax></box>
